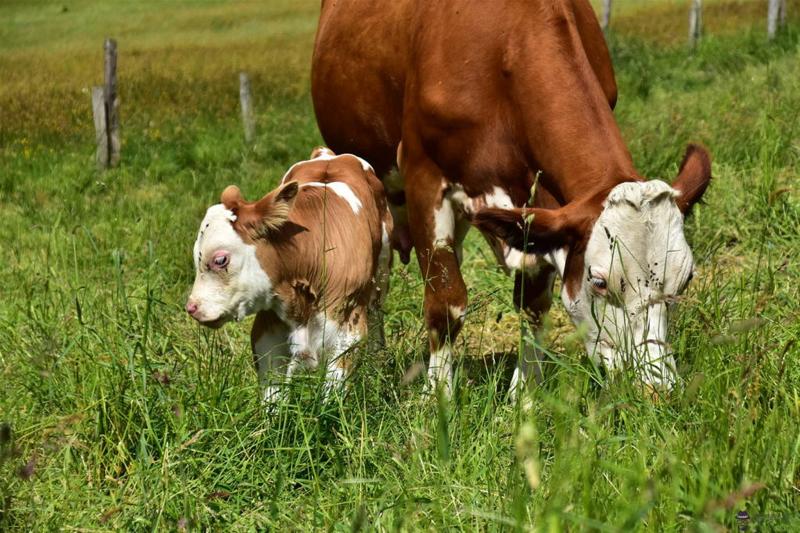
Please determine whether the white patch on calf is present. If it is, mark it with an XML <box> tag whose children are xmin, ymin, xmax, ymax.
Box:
<box><xmin>302</xmin><ymin>181</ymin><xmax>363</xmax><ymax>214</ymax></box>
<box><xmin>284</xmin><ymin>312</ymin><xmax>361</xmax><ymax>398</ymax></box>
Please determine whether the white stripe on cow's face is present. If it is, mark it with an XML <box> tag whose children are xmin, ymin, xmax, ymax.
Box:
<box><xmin>188</xmin><ymin>204</ymin><xmax>273</xmax><ymax>326</ymax></box>
<box><xmin>302</xmin><ymin>182</ymin><xmax>363</xmax><ymax>214</ymax></box>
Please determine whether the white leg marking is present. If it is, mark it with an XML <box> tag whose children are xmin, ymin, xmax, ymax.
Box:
<box><xmin>426</xmin><ymin>344</ymin><xmax>454</xmax><ymax>397</ymax></box>
<box><xmin>432</xmin><ymin>195</ymin><xmax>455</xmax><ymax>250</ymax></box>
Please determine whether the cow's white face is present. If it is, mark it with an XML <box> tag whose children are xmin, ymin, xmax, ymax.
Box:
<box><xmin>187</xmin><ymin>204</ymin><xmax>272</xmax><ymax>328</ymax></box>
<box><xmin>564</xmin><ymin>181</ymin><xmax>695</xmax><ymax>389</ymax></box>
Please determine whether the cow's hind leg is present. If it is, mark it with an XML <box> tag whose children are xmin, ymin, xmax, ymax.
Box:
<box><xmin>251</xmin><ymin>310</ymin><xmax>292</xmax><ymax>406</ymax></box>
<box><xmin>509</xmin><ymin>262</ymin><xmax>556</xmax><ymax>399</ymax></box>
<box><xmin>403</xmin><ymin>157</ymin><xmax>467</xmax><ymax>397</ymax></box>
<box><xmin>367</xmin><ymin>220</ymin><xmax>392</xmax><ymax>353</ymax></box>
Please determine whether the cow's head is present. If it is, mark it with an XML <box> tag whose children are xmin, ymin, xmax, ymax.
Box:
<box><xmin>475</xmin><ymin>145</ymin><xmax>711</xmax><ymax>390</ymax></box>
<box><xmin>186</xmin><ymin>182</ymin><xmax>299</xmax><ymax>328</ymax></box>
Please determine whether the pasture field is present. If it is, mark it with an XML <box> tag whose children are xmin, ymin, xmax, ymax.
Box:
<box><xmin>2</xmin><ymin>0</ymin><xmax>800</xmax><ymax>530</ymax></box>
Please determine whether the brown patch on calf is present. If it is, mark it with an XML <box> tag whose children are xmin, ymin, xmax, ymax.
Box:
<box><xmin>221</xmin><ymin>151</ymin><xmax>392</xmax><ymax>355</ymax></box>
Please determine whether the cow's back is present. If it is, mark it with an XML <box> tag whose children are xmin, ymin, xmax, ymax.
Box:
<box><xmin>312</xmin><ymin>0</ymin><xmax>617</xmax><ymax>182</ymax></box>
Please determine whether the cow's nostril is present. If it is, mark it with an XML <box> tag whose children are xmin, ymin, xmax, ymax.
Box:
<box><xmin>186</xmin><ymin>301</ymin><xmax>198</xmax><ymax>315</ymax></box>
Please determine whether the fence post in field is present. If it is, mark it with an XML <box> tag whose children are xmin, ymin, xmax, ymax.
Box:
<box><xmin>601</xmin><ymin>0</ymin><xmax>612</xmax><ymax>32</ymax></box>
<box><xmin>768</xmin><ymin>0</ymin><xmax>787</xmax><ymax>40</ymax></box>
<box><xmin>689</xmin><ymin>0</ymin><xmax>703</xmax><ymax>48</ymax></box>
<box><xmin>239</xmin><ymin>72</ymin><xmax>256</xmax><ymax>144</ymax></box>
<box><xmin>91</xmin><ymin>87</ymin><xmax>109</xmax><ymax>170</ymax></box>
<box><xmin>104</xmin><ymin>38</ymin><xmax>120</xmax><ymax>167</ymax></box>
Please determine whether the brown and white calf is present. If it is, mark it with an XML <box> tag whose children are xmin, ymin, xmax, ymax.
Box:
<box><xmin>186</xmin><ymin>148</ymin><xmax>393</xmax><ymax>401</ymax></box>
<box><xmin>312</xmin><ymin>0</ymin><xmax>712</xmax><ymax>396</ymax></box>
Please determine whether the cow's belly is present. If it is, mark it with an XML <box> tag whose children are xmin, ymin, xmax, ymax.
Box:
<box><xmin>312</xmin><ymin>2</ymin><xmax>410</xmax><ymax>177</ymax></box>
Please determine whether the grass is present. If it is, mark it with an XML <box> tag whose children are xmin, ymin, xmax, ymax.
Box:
<box><xmin>2</xmin><ymin>0</ymin><xmax>800</xmax><ymax>530</ymax></box>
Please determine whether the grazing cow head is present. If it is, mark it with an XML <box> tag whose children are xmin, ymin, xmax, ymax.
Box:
<box><xmin>475</xmin><ymin>145</ymin><xmax>711</xmax><ymax>389</ymax></box>
<box><xmin>186</xmin><ymin>182</ymin><xmax>299</xmax><ymax>328</ymax></box>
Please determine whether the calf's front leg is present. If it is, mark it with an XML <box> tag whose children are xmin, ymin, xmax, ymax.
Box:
<box><xmin>250</xmin><ymin>310</ymin><xmax>292</xmax><ymax>406</ymax></box>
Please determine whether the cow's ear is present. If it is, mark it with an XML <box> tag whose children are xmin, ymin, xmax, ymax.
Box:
<box><xmin>473</xmin><ymin>204</ymin><xmax>589</xmax><ymax>254</ymax></box>
<box><xmin>672</xmin><ymin>144</ymin><xmax>712</xmax><ymax>215</ymax></box>
<box><xmin>255</xmin><ymin>180</ymin><xmax>299</xmax><ymax>231</ymax></box>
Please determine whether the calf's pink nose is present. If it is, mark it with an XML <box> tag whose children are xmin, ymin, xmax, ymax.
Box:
<box><xmin>186</xmin><ymin>301</ymin><xmax>198</xmax><ymax>316</ymax></box>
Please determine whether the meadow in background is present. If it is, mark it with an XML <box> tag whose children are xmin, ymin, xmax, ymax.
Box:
<box><xmin>1</xmin><ymin>0</ymin><xmax>800</xmax><ymax>529</ymax></box>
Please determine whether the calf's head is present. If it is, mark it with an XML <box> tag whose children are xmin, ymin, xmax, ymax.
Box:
<box><xmin>475</xmin><ymin>145</ymin><xmax>711</xmax><ymax>389</ymax></box>
<box><xmin>186</xmin><ymin>182</ymin><xmax>299</xmax><ymax>328</ymax></box>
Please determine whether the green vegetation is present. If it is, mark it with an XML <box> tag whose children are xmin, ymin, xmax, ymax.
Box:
<box><xmin>2</xmin><ymin>0</ymin><xmax>799</xmax><ymax>530</ymax></box>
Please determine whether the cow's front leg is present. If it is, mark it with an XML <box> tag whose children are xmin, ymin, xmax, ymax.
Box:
<box><xmin>404</xmin><ymin>160</ymin><xmax>467</xmax><ymax>397</ymax></box>
<box><xmin>509</xmin><ymin>263</ymin><xmax>556</xmax><ymax>399</ymax></box>
<box><xmin>250</xmin><ymin>310</ymin><xmax>292</xmax><ymax>406</ymax></box>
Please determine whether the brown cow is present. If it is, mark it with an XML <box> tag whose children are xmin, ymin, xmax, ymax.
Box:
<box><xmin>312</xmin><ymin>0</ymin><xmax>711</xmax><ymax>396</ymax></box>
<box><xmin>186</xmin><ymin>148</ymin><xmax>393</xmax><ymax>402</ymax></box>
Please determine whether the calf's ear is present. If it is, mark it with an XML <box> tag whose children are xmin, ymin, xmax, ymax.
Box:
<box><xmin>221</xmin><ymin>185</ymin><xmax>244</xmax><ymax>211</ymax></box>
<box><xmin>221</xmin><ymin>182</ymin><xmax>299</xmax><ymax>239</ymax></box>
<box><xmin>254</xmin><ymin>180</ymin><xmax>299</xmax><ymax>232</ymax></box>
<box><xmin>672</xmin><ymin>144</ymin><xmax>712</xmax><ymax>215</ymax></box>
<box><xmin>473</xmin><ymin>204</ymin><xmax>590</xmax><ymax>254</ymax></box>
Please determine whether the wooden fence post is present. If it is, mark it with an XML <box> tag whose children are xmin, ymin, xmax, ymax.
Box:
<box><xmin>239</xmin><ymin>72</ymin><xmax>255</xmax><ymax>144</ymax></box>
<box><xmin>601</xmin><ymin>0</ymin><xmax>612</xmax><ymax>32</ymax></box>
<box><xmin>92</xmin><ymin>38</ymin><xmax>119</xmax><ymax>170</ymax></box>
<box><xmin>104</xmin><ymin>38</ymin><xmax>120</xmax><ymax>167</ymax></box>
<box><xmin>689</xmin><ymin>0</ymin><xmax>703</xmax><ymax>48</ymax></box>
<box><xmin>91</xmin><ymin>87</ymin><xmax>109</xmax><ymax>170</ymax></box>
<box><xmin>768</xmin><ymin>0</ymin><xmax>787</xmax><ymax>40</ymax></box>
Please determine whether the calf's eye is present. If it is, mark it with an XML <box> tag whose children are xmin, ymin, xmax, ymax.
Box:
<box><xmin>209</xmin><ymin>252</ymin><xmax>230</xmax><ymax>270</ymax></box>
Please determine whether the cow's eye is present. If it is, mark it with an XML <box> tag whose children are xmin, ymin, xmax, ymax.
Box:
<box><xmin>588</xmin><ymin>267</ymin><xmax>608</xmax><ymax>295</ymax></box>
<box><xmin>590</xmin><ymin>277</ymin><xmax>607</xmax><ymax>291</ymax></box>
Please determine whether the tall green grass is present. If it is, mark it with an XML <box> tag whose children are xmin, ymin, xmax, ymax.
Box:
<box><xmin>2</xmin><ymin>1</ymin><xmax>800</xmax><ymax>530</ymax></box>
